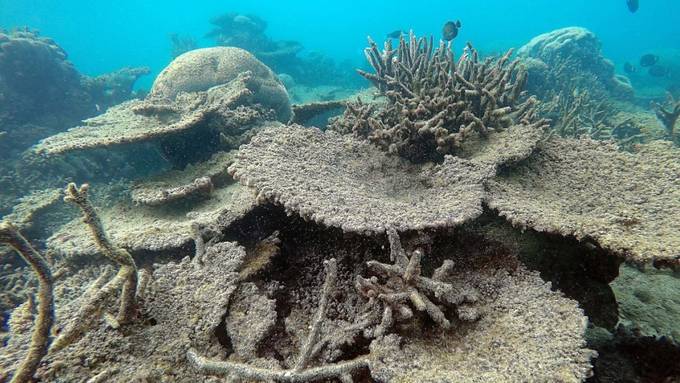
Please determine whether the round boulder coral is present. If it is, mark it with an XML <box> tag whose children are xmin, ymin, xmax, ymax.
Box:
<box><xmin>150</xmin><ymin>47</ymin><xmax>292</xmax><ymax>122</ymax></box>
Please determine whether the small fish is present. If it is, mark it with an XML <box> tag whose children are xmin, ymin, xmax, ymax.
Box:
<box><xmin>648</xmin><ymin>65</ymin><xmax>669</xmax><ymax>77</ymax></box>
<box><xmin>640</xmin><ymin>54</ymin><xmax>659</xmax><ymax>67</ymax></box>
<box><xmin>386</xmin><ymin>30</ymin><xmax>405</xmax><ymax>39</ymax></box>
<box><xmin>626</xmin><ymin>0</ymin><xmax>639</xmax><ymax>13</ymax></box>
<box><xmin>442</xmin><ymin>20</ymin><xmax>462</xmax><ymax>41</ymax></box>
<box><xmin>624</xmin><ymin>62</ymin><xmax>637</xmax><ymax>74</ymax></box>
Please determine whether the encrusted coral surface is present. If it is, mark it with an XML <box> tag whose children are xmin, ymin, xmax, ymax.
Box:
<box><xmin>369</xmin><ymin>266</ymin><xmax>595</xmax><ymax>382</ymax></box>
<box><xmin>47</xmin><ymin>182</ymin><xmax>255</xmax><ymax>257</ymax></box>
<box><xmin>40</xmin><ymin>241</ymin><xmax>245</xmax><ymax>382</ymax></box>
<box><xmin>32</xmin><ymin>74</ymin><xmax>267</xmax><ymax>155</ymax></box>
<box><xmin>349</xmin><ymin>33</ymin><xmax>547</xmax><ymax>163</ymax></box>
<box><xmin>150</xmin><ymin>46</ymin><xmax>291</xmax><ymax>121</ymax></box>
<box><xmin>229</xmin><ymin>125</ymin><xmax>488</xmax><ymax>233</ymax></box>
<box><xmin>130</xmin><ymin>151</ymin><xmax>234</xmax><ymax>206</ymax></box>
<box><xmin>486</xmin><ymin>138</ymin><xmax>680</xmax><ymax>266</ymax></box>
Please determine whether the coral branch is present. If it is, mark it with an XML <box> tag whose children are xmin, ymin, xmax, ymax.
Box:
<box><xmin>339</xmin><ymin>32</ymin><xmax>548</xmax><ymax>163</ymax></box>
<box><xmin>63</xmin><ymin>183</ymin><xmax>138</xmax><ymax>324</ymax></box>
<box><xmin>356</xmin><ymin>229</ymin><xmax>480</xmax><ymax>334</ymax></box>
<box><xmin>0</xmin><ymin>222</ymin><xmax>54</xmax><ymax>383</ymax></box>
<box><xmin>188</xmin><ymin>258</ymin><xmax>368</xmax><ymax>381</ymax></box>
<box><xmin>652</xmin><ymin>93</ymin><xmax>680</xmax><ymax>141</ymax></box>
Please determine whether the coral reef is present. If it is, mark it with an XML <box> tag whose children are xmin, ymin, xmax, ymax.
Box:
<box><xmin>229</xmin><ymin>125</ymin><xmax>488</xmax><ymax>234</ymax></box>
<box><xmin>48</xmin><ymin>181</ymin><xmax>255</xmax><ymax>258</ymax></box>
<box><xmin>0</xmin><ymin>28</ymin><xmax>91</xmax><ymax>129</ymax></box>
<box><xmin>611</xmin><ymin>264</ymin><xmax>680</xmax><ymax>342</ymax></box>
<box><xmin>150</xmin><ymin>47</ymin><xmax>291</xmax><ymax>122</ymax></box>
<box><xmin>189</xmin><ymin>258</ymin><xmax>371</xmax><ymax>382</ymax></box>
<box><xmin>130</xmin><ymin>151</ymin><xmax>234</xmax><ymax>206</ymax></box>
<box><xmin>486</xmin><ymin>138</ymin><xmax>680</xmax><ymax>267</ymax></box>
<box><xmin>0</xmin><ymin>222</ymin><xmax>54</xmax><ymax>383</ymax></box>
<box><xmin>345</xmin><ymin>33</ymin><xmax>547</xmax><ymax>163</ymax></box>
<box><xmin>518</xmin><ymin>27</ymin><xmax>633</xmax><ymax>101</ymax></box>
<box><xmin>33</xmin><ymin>48</ymin><xmax>291</xmax><ymax>169</ymax></box>
<box><xmin>291</xmin><ymin>100</ymin><xmax>347</xmax><ymax>126</ymax></box>
<box><xmin>369</xmin><ymin>264</ymin><xmax>594</xmax><ymax>382</ymax></box>
<box><xmin>32</xmin><ymin>73</ymin><xmax>284</xmax><ymax>167</ymax></box>
<box><xmin>81</xmin><ymin>66</ymin><xmax>150</xmax><ymax>111</ymax></box>
<box><xmin>40</xmin><ymin>240</ymin><xmax>246</xmax><ymax>381</ymax></box>
<box><xmin>356</xmin><ymin>228</ymin><xmax>480</xmax><ymax>333</ymax></box>
<box><xmin>206</xmin><ymin>12</ymin><xmax>364</xmax><ymax>89</ymax></box>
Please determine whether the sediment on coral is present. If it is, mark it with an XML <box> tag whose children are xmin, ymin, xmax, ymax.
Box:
<box><xmin>355</xmin><ymin>228</ymin><xmax>480</xmax><ymax>335</ymax></box>
<box><xmin>229</xmin><ymin>125</ymin><xmax>488</xmax><ymax>234</ymax></box>
<box><xmin>188</xmin><ymin>258</ymin><xmax>371</xmax><ymax>382</ymax></box>
<box><xmin>48</xmin><ymin>181</ymin><xmax>256</xmax><ymax>258</ymax></box>
<box><xmin>130</xmin><ymin>151</ymin><xmax>235</xmax><ymax>206</ymax></box>
<box><xmin>32</xmin><ymin>47</ymin><xmax>290</xmax><ymax>169</ymax></box>
<box><xmin>340</xmin><ymin>32</ymin><xmax>547</xmax><ymax>163</ymax></box>
<box><xmin>486</xmin><ymin>137</ymin><xmax>680</xmax><ymax>267</ymax></box>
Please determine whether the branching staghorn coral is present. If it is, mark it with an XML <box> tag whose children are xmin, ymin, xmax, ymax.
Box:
<box><xmin>50</xmin><ymin>183</ymin><xmax>138</xmax><ymax>353</ymax></box>
<box><xmin>651</xmin><ymin>93</ymin><xmax>680</xmax><ymax>144</ymax></box>
<box><xmin>0</xmin><ymin>221</ymin><xmax>54</xmax><ymax>383</ymax></box>
<box><xmin>542</xmin><ymin>89</ymin><xmax>615</xmax><ymax>139</ymax></box>
<box><xmin>355</xmin><ymin>228</ymin><xmax>479</xmax><ymax>335</ymax></box>
<box><xmin>63</xmin><ymin>183</ymin><xmax>137</xmax><ymax>324</ymax></box>
<box><xmin>346</xmin><ymin>32</ymin><xmax>547</xmax><ymax>162</ymax></box>
<box><xmin>188</xmin><ymin>258</ymin><xmax>370</xmax><ymax>382</ymax></box>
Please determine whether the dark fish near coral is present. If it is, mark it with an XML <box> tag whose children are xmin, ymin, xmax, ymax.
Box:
<box><xmin>627</xmin><ymin>0</ymin><xmax>639</xmax><ymax>13</ymax></box>
<box><xmin>442</xmin><ymin>20</ymin><xmax>461</xmax><ymax>41</ymax></box>
<box><xmin>387</xmin><ymin>30</ymin><xmax>405</xmax><ymax>39</ymax></box>
<box><xmin>648</xmin><ymin>65</ymin><xmax>669</xmax><ymax>77</ymax></box>
<box><xmin>640</xmin><ymin>54</ymin><xmax>659</xmax><ymax>67</ymax></box>
<box><xmin>624</xmin><ymin>62</ymin><xmax>637</xmax><ymax>74</ymax></box>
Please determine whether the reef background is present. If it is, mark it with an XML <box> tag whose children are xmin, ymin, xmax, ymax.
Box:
<box><xmin>1</xmin><ymin>0</ymin><xmax>679</xmax><ymax>92</ymax></box>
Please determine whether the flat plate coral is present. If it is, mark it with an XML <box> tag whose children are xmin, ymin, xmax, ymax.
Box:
<box><xmin>486</xmin><ymin>138</ymin><xmax>680</xmax><ymax>266</ymax></box>
<box><xmin>229</xmin><ymin>125</ymin><xmax>489</xmax><ymax>234</ymax></box>
<box><xmin>47</xmin><ymin>182</ymin><xmax>255</xmax><ymax>257</ymax></box>
<box><xmin>369</xmin><ymin>267</ymin><xmax>595</xmax><ymax>382</ymax></box>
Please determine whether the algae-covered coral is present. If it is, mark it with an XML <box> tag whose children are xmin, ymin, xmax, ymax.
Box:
<box><xmin>2</xmin><ymin>23</ymin><xmax>680</xmax><ymax>383</ymax></box>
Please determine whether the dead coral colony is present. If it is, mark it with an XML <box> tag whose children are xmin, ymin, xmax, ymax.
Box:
<box><xmin>339</xmin><ymin>32</ymin><xmax>548</xmax><ymax>163</ymax></box>
<box><xmin>0</xmin><ymin>222</ymin><xmax>54</xmax><ymax>383</ymax></box>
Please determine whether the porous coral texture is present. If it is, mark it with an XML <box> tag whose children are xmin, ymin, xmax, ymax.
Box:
<box><xmin>130</xmin><ymin>151</ymin><xmax>235</xmax><ymax>206</ymax></box>
<box><xmin>368</xmin><ymin>265</ymin><xmax>595</xmax><ymax>382</ymax></box>
<box><xmin>229</xmin><ymin>125</ymin><xmax>488</xmax><ymax>234</ymax></box>
<box><xmin>486</xmin><ymin>138</ymin><xmax>680</xmax><ymax>266</ymax></box>
<box><xmin>32</xmin><ymin>74</ymin><xmax>280</xmax><ymax>156</ymax></box>
<box><xmin>48</xmin><ymin>182</ymin><xmax>255</xmax><ymax>257</ymax></box>
<box><xmin>39</xmin><ymin>241</ymin><xmax>245</xmax><ymax>382</ymax></box>
<box><xmin>349</xmin><ymin>32</ymin><xmax>547</xmax><ymax>163</ymax></box>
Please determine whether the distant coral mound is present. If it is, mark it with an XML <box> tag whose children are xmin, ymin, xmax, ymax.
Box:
<box><xmin>518</xmin><ymin>26</ymin><xmax>634</xmax><ymax>100</ymax></box>
<box><xmin>150</xmin><ymin>47</ymin><xmax>291</xmax><ymax>122</ymax></box>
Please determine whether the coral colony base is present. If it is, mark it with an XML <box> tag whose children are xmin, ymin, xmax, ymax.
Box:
<box><xmin>0</xmin><ymin>27</ymin><xmax>679</xmax><ymax>383</ymax></box>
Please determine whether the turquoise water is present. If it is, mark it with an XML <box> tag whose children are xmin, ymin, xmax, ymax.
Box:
<box><xmin>2</xmin><ymin>0</ymin><xmax>679</xmax><ymax>88</ymax></box>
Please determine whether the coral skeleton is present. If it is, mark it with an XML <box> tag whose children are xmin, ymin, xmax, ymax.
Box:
<box><xmin>356</xmin><ymin>228</ymin><xmax>479</xmax><ymax>334</ymax></box>
<box><xmin>0</xmin><ymin>221</ymin><xmax>54</xmax><ymax>383</ymax></box>
<box><xmin>50</xmin><ymin>183</ymin><xmax>139</xmax><ymax>353</ymax></box>
<box><xmin>346</xmin><ymin>32</ymin><xmax>548</xmax><ymax>162</ymax></box>
<box><xmin>188</xmin><ymin>258</ymin><xmax>370</xmax><ymax>382</ymax></box>
<box><xmin>651</xmin><ymin>93</ymin><xmax>680</xmax><ymax>142</ymax></box>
